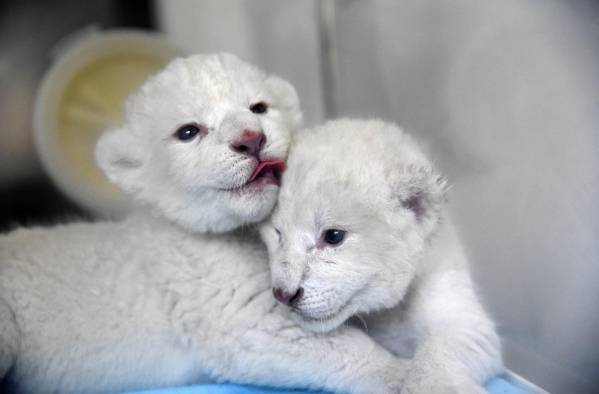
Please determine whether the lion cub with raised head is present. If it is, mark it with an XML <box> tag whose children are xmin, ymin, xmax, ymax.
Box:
<box><xmin>262</xmin><ymin>119</ymin><xmax>504</xmax><ymax>393</ymax></box>
<box><xmin>0</xmin><ymin>57</ymin><xmax>403</xmax><ymax>394</ymax></box>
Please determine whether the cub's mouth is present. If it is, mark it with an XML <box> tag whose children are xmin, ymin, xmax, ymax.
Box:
<box><xmin>248</xmin><ymin>160</ymin><xmax>286</xmax><ymax>187</ymax></box>
<box><xmin>293</xmin><ymin>300</ymin><xmax>350</xmax><ymax>324</ymax></box>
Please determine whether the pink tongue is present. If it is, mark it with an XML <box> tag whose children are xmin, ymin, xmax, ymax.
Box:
<box><xmin>249</xmin><ymin>160</ymin><xmax>287</xmax><ymax>182</ymax></box>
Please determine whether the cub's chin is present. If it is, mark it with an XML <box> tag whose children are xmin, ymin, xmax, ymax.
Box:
<box><xmin>156</xmin><ymin>182</ymin><xmax>280</xmax><ymax>234</ymax></box>
<box><xmin>218</xmin><ymin>159</ymin><xmax>286</xmax><ymax>225</ymax></box>
<box><xmin>223</xmin><ymin>183</ymin><xmax>280</xmax><ymax>224</ymax></box>
<box><xmin>291</xmin><ymin>301</ymin><xmax>358</xmax><ymax>333</ymax></box>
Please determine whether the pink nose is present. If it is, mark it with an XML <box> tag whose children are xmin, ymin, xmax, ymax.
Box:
<box><xmin>272</xmin><ymin>287</ymin><xmax>304</xmax><ymax>307</ymax></box>
<box><xmin>230</xmin><ymin>130</ymin><xmax>266</xmax><ymax>158</ymax></box>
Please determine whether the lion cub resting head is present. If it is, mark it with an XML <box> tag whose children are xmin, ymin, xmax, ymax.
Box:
<box><xmin>261</xmin><ymin>119</ymin><xmax>449</xmax><ymax>332</ymax></box>
<box><xmin>96</xmin><ymin>53</ymin><xmax>301</xmax><ymax>233</ymax></box>
<box><xmin>261</xmin><ymin>119</ymin><xmax>503</xmax><ymax>391</ymax></box>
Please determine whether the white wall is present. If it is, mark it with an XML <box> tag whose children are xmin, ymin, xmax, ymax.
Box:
<box><xmin>158</xmin><ymin>1</ymin><xmax>599</xmax><ymax>392</ymax></box>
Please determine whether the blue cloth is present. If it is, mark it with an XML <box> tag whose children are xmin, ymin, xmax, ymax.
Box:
<box><xmin>126</xmin><ymin>377</ymin><xmax>528</xmax><ymax>394</ymax></box>
<box><xmin>485</xmin><ymin>377</ymin><xmax>530</xmax><ymax>394</ymax></box>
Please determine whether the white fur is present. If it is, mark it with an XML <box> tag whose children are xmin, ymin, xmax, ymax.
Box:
<box><xmin>0</xmin><ymin>57</ymin><xmax>404</xmax><ymax>394</ymax></box>
<box><xmin>262</xmin><ymin>119</ymin><xmax>504</xmax><ymax>393</ymax></box>
<box><xmin>96</xmin><ymin>53</ymin><xmax>301</xmax><ymax>233</ymax></box>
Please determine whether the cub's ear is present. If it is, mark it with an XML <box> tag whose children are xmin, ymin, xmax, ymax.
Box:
<box><xmin>389</xmin><ymin>164</ymin><xmax>449</xmax><ymax>226</ymax></box>
<box><xmin>95</xmin><ymin>127</ymin><xmax>147</xmax><ymax>194</ymax></box>
<box><xmin>266</xmin><ymin>74</ymin><xmax>303</xmax><ymax>130</ymax></box>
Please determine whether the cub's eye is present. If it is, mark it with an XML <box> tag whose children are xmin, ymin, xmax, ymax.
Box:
<box><xmin>323</xmin><ymin>229</ymin><xmax>346</xmax><ymax>246</ymax></box>
<box><xmin>274</xmin><ymin>228</ymin><xmax>285</xmax><ymax>245</ymax></box>
<box><xmin>274</xmin><ymin>228</ymin><xmax>282</xmax><ymax>243</ymax></box>
<box><xmin>174</xmin><ymin>124</ymin><xmax>204</xmax><ymax>142</ymax></box>
<box><xmin>250</xmin><ymin>101</ymin><xmax>268</xmax><ymax>114</ymax></box>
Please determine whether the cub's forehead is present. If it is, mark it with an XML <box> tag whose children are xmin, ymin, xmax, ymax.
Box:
<box><xmin>174</xmin><ymin>53</ymin><xmax>267</xmax><ymax>98</ymax></box>
<box><xmin>275</xmin><ymin>172</ymin><xmax>387</xmax><ymax>237</ymax></box>
<box><xmin>287</xmin><ymin>118</ymin><xmax>428</xmax><ymax>182</ymax></box>
<box><xmin>126</xmin><ymin>54</ymin><xmax>267</xmax><ymax>117</ymax></box>
<box><xmin>278</xmin><ymin>118</ymin><xmax>430</xmax><ymax>219</ymax></box>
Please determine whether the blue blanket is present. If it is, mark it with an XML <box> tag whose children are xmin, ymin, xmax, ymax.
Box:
<box><xmin>126</xmin><ymin>377</ymin><xmax>528</xmax><ymax>394</ymax></box>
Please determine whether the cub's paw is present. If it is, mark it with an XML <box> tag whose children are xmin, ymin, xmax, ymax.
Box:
<box><xmin>355</xmin><ymin>359</ymin><xmax>406</xmax><ymax>394</ymax></box>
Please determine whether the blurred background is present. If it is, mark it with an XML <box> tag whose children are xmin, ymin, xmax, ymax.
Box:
<box><xmin>1</xmin><ymin>1</ymin><xmax>597</xmax><ymax>393</ymax></box>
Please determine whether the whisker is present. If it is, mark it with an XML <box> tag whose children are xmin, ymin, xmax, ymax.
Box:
<box><xmin>355</xmin><ymin>313</ymin><xmax>369</xmax><ymax>333</ymax></box>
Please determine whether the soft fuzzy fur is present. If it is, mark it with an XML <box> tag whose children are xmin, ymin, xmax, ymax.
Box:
<box><xmin>0</xmin><ymin>56</ymin><xmax>404</xmax><ymax>394</ymax></box>
<box><xmin>96</xmin><ymin>53</ymin><xmax>301</xmax><ymax>233</ymax></box>
<box><xmin>261</xmin><ymin>119</ymin><xmax>504</xmax><ymax>393</ymax></box>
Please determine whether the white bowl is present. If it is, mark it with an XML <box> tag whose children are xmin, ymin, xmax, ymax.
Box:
<box><xmin>34</xmin><ymin>29</ymin><xmax>181</xmax><ymax>218</ymax></box>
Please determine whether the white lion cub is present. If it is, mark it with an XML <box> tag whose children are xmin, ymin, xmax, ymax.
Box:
<box><xmin>0</xmin><ymin>57</ymin><xmax>403</xmax><ymax>394</ymax></box>
<box><xmin>262</xmin><ymin>119</ymin><xmax>504</xmax><ymax>393</ymax></box>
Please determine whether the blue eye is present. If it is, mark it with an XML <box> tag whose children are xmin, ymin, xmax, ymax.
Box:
<box><xmin>174</xmin><ymin>124</ymin><xmax>201</xmax><ymax>141</ymax></box>
<box><xmin>323</xmin><ymin>229</ymin><xmax>346</xmax><ymax>245</ymax></box>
